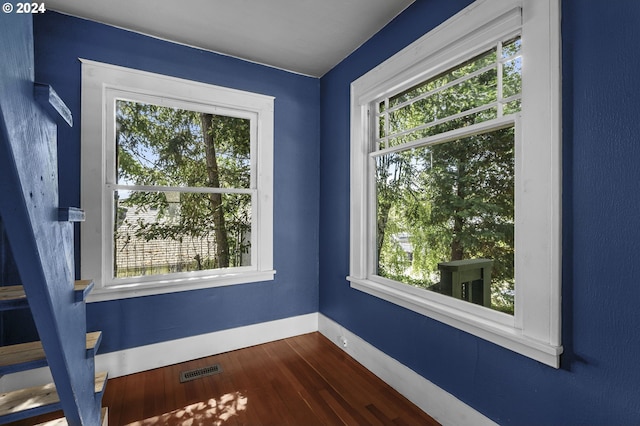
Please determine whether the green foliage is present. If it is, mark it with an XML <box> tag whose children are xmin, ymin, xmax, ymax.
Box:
<box><xmin>114</xmin><ymin>100</ymin><xmax>252</xmax><ymax>274</ymax></box>
<box><xmin>116</xmin><ymin>101</ymin><xmax>250</xmax><ymax>189</ymax></box>
<box><xmin>376</xmin><ymin>39</ymin><xmax>520</xmax><ymax>314</ymax></box>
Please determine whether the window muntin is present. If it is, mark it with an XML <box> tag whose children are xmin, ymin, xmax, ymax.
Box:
<box><xmin>376</xmin><ymin>36</ymin><xmax>521</xmax><ymax>150</ymax></box>
<box><xmin>81</xmin><ymin>60</ymin><xmax>274</xmax><ymax>301</ymax></box>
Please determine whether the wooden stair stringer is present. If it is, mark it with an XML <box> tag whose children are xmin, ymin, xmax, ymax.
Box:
<box><xmin>1</xmin><ymin>28</ymin><xmax>106</xmax><ymax>426</ymax></box>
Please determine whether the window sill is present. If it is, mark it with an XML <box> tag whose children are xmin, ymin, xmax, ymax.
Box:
<box><xmin>347</xmin><ymin>276</ymin><xmax>562</xmax><ymax>368</ymax></box>
<box><xmin>86</xmin><ymin>270</ymin><xmax>276</xmax><ymax>302</ymax></box>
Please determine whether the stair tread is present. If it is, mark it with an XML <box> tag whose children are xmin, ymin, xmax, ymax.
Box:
<box><xmin>0</xmin><ymin>332</ymin><xmax>102</xmax><ymax>374</ymax></box>
<box><xmin>57</xmin><ymin>207</ymin><xmax>85</xmax><ymax>222</ymax></box>
<box><xmin>0</xmin><ymin>285</ymin><xmax>27</xmax><ymax>300</ymax></box>
<box><xmin>0</xmin><ymin>285</ymin><xmax>28</xmax><ymax>308</ymax></box>
<box><xmin>73</xmin><ymin>280</ymin><xmax>92</xmax><ymax>292</ymax></box>
<box><xmin>35</xmin><ymin>406</ymin><xmax>109</xmax><ymax>426</ymax></box>
<box><xmin>0</xmin><ymin>372</ymin><xmax>107</xmax><ymax>421</ymax></box>
<box><xmin>0</xmin><ymin>280</ymin><xmax>94</xmax><ymax>310</ymax></box>
<box><xmin>73</xmin><ymin>280</ymin><xmax>94</xmax><ymax>302</ymax></box>
<box><xmin>34</xmin><ymin>83</ymin><xmax>73</xmax><ymax>127</ymax></box>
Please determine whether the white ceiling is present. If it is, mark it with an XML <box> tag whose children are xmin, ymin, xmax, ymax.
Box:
<box><xmin>45</xmin><ymin>0</ymin><xmax>416</xmax><ymax>77</ymax></box>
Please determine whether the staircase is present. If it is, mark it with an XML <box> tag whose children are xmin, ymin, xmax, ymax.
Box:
<box><xmin>0</xmin><ymin>14</ymin><xmax>108</xmax><ymax>425</ymax></box>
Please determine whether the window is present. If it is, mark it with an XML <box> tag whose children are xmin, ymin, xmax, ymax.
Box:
<box><xmin>81</xmin><ymin>60</ymin><xmax>274</xmax><ymax>301</ymax></box>
<box><xmin>348</xmin><ymin>0</ymin><xmax>561</xmax><ymax>367</ymax></box>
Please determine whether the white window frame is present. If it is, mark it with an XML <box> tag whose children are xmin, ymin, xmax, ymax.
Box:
<box><xmin>81</xmin><ymin>60</ymin><xmax>275</xmax><ymax>302</ymax></box>
<box><xmin>348</xmin><ymin>0</ymin><xmax>562</xmax><ymax>367</ymax></box>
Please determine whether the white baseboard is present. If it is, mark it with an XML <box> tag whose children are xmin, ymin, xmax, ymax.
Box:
<box><xmin>0</xmin><ymin>313</ymin><xmax>318</xmax><ymax>392</ymax></box>
<box><xmin>0</xmin><ymin>311</ymin><xmax>493</xmax><ymax>426</ymax></box>
<box><xmin>318</xmin><ymin>314</ymin><xmax>496</xmax><ymax>426</ymax></box>
<box><xmin>95</xmin><ymin>312</ymin><xmax>319</xmax><ymax>379</ymax></box>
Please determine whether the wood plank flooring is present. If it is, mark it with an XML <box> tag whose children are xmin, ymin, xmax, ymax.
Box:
<box><xmin>10</xmin><ymin>332</ymin><xmax>439</xmax><ymax>425</ymax></box>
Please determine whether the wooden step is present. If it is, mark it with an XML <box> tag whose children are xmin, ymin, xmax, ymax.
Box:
<box><xmin>34</xmin><ymin>83</ymin><xmax>73</xmax><ymax>127</ymax></box>
<box><xmin>0</xmin><ymin>285</ymin><xmax>27</xmax><ymax>311</ymax></box>
<box><xmin>0</xmin><ymin>331</ymin><xmax>102</xmax><ymax>375</ymax></box>
<box><xmin>0</xmin><ymin>371</ymin><xmax>107</xmax><ymax>424</ymax></box>
<box><xmin>57</xmin><ymin>207</ymin><xmax>85</xmax><ymax>223</ymax></box>
<box><xmin>0</xmin><ymin>280</ymin><xmax>94</xmax><ymax>310</ymax></box>
<box><xmin>73</xmin><ymin>280</ymin><xmax>94</xmax><ymax>302</ymax></box>
<box><xmin>35</xmin><ymin>407</ymin><xmax>109</xmax><ymax>426</ymax></box>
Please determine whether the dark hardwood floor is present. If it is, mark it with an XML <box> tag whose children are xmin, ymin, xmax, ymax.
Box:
<box><xmin>14</xmin><ymin>332</ymin><xmax>440</xmax><ymax>425</ymax></box>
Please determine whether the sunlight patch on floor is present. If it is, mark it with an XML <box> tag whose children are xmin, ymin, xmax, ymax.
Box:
<box><xmin>126</xmin><ymin>391</ymin><xmax>248</xmax><ymax>426</ymax></box>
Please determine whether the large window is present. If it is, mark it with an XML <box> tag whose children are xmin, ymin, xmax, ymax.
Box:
<box><xmin>349</xmin><ymin>0</ymin><xmax>562</xmax><ymax>366</ymax></box>
<box><xmin>81</xmin><ymin>61</ymin><xmax>274</xmax><ymax>301</ymax></box>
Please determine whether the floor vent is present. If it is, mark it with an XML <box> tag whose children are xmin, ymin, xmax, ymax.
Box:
<box><xmin>179</xmin><ymin>364</ymin><xmax>222</xmax><ymax>383</ymax></box>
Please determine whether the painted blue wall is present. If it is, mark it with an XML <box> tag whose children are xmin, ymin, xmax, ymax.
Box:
<box><xmin>33</xmin><ymin>12</ymin><xmax>320</xmax><ymax>354</ymax></box>
<box><xmin>319</xmin><ymin>0</ymin><xmax>640</xmax><ymax>424</ymax></box>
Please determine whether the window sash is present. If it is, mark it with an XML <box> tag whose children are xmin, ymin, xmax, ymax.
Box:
<box><xmin>106</xmin><ymin>89</ymin><xmax>259</xmax><ymax>191</ymax></box>
<box><xmin>108</xmin><ymin>188</ymin><xmax>257</xmax><ymax>285</ymax></box>
<box><xmin>367</xmin><ymin>116</ymin><xmax>518</xmax><ymax>326</ymax></box>
<box><xmin>375</xmin><ymin>35</ymin><xmax>521</xmax><ymax>151</ymax></box>
<box><xmin>103</xmin><ymin>90</ymin><xmax>260</xmax><ymax>287</ymax></box>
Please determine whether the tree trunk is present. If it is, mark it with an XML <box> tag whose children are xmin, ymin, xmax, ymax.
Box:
<box><xmin>375</xmin><ymin>155</ymin><xmax>399</xmax><ymax>268</ymax></box>
<box><xmin>376</xmin><ymin>199</ymin><xmax>391</xmax><ymax>266</ymax></box>
<box><xmin>201</xmin><ymin>113</ymin><xmax>230</xmax><ymax>268</ymax></box>
<box><xmin>451</xmin><ymin>216</ymin><xmax>464</xmax><ymax>261</ymax></box>
<box><xmin>451</xmin><ymin>162</ymin><xmax>465</xmax><ymax>261</ymax></box>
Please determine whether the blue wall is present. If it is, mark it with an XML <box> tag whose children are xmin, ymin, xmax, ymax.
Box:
<box><xmin>319</xmin><ymin>0</ymin><xmax>640</xmax><ymax>424</ymax></box>
<box><xmin>33</xmin><ymin>12</ymin><xmax>320</xmax><ymax>354</ymax></box>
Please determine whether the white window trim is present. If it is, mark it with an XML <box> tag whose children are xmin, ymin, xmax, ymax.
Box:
<box><xmin>80</xmin><ymin>59</ymin><xmax>275</xmax><ymax>302</ymax></box>
<box><xmin>348</xmin><ymin>0</ymin><xmax>562</xmax><ymax>367</ymax></box>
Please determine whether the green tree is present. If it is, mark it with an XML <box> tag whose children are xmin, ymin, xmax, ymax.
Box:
<box><xmin>115</xmin><ymin>100</ymin><xmax>251</xmax><ymax>274</ymax></box>
<box><xmin>376</xmin><ymin>39</ymin><xmax>519</xmax><ymax>313</ymax></box>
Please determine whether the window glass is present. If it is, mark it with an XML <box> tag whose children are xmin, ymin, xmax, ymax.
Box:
<box><xmin>116</xmin><ymin>100</ymin><xmax>251</xmax><ymax>188</ymax></box>
<box><xmin>372</xmin><ymin>35</ymin><xmax>520</xmax><ymax>314</ymax></box>
<box><xmin>375</xmin><ymin>127</ymin><xmax>515</xmax><ymax>314</ymax></box>
<box><xmin>113</xmin><ymin>100</ymin><xmax>252</xmax><ymax>280</ymax></box>
<box><xmin>114</xmin><ymin>190</ymin><xmax>251</xmax><ymax>278</ymax></box>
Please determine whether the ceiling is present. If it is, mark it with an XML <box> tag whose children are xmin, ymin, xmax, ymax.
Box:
<box><xmin>45</xmin><ymin>0</ymin><xmax>416</xmax><ymax>77</ymax></box>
